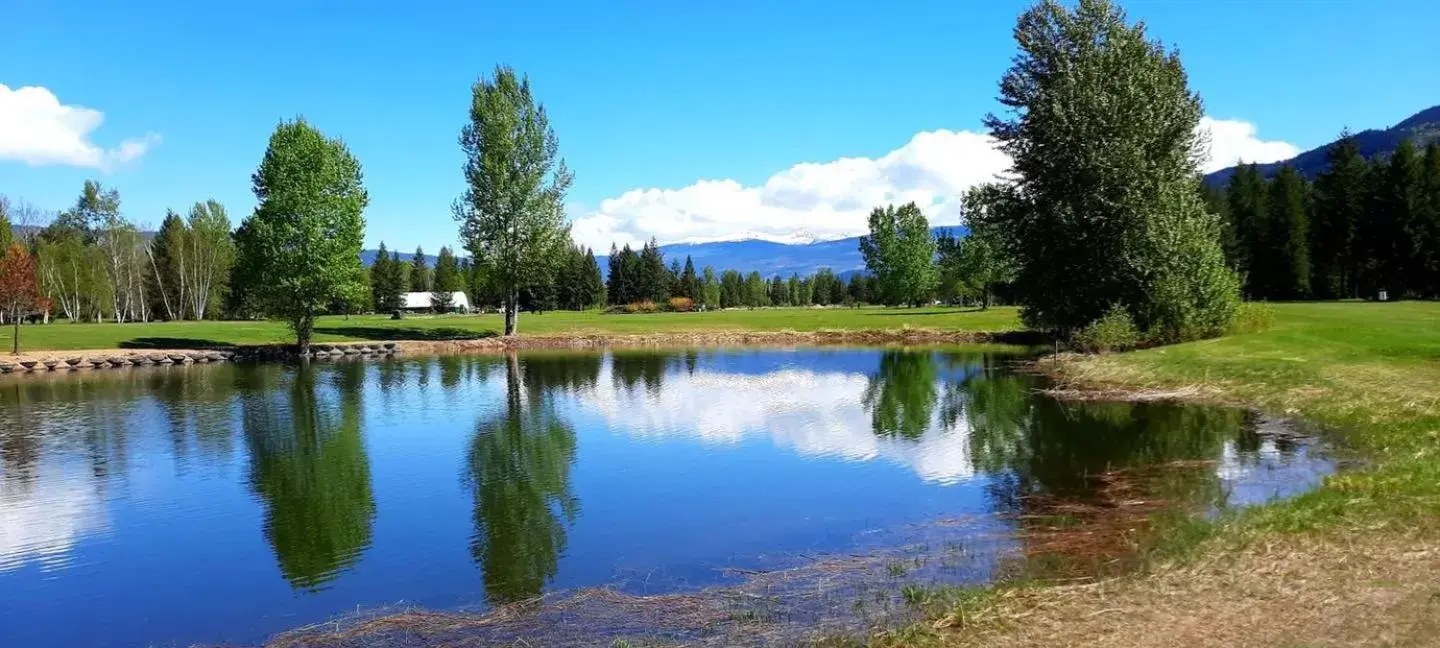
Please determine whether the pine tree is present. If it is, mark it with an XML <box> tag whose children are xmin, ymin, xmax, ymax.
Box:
<box><xmin>410</xmin><ymin>247</ymin><xmax>432</xmax><ymax>292</ymax></box>
<box><xmin>1311</xmin><ymin>133</ymin><xmax>1369</xmax><ymax>298</ymax></box>
<box><xmin>1367</xmin><ymin>139</ymin><xmax>1424</xmax><ymax>298</ymax></box>
<box><xmin>679</xmin><ymin>256</ymin><xmax>699</xmax><ymax>299</ymax></box>
<box><xmin>1267</xmin><ymin>166</ymin><xmax>1311</xmax><ymax>299</ymax></box>
<box><xmin>1417</xmin><ymin>143</ymin><xmax>1440</xmax><ymax>297</ymax></box>
<box><xmin>371</xmin><ymin>242</ymin><xmax>395</xmax><ymax>312</ymax></box>
<box><xmin>431</xmin><ymin>246</ymin><xmax>461</xmax><ymax>311</ymax></box>
<box><xmin>582</xmin><ymin>247</ymin><xmax>605</xmax><ymax>308</ymax></box>
<box><xmin>1225</xmin><ymin>164</ymin><xmax>1270</xmax><ymax>297</ymax></box>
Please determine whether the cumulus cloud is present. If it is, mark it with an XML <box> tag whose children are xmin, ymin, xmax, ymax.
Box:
<box><xmin>0</xmin><ymin>84</ymin><xmax>160</xmax><ymax>171</ymax></box>
<box><xmin>576</xmin><ymin>366</ymin><xmax>978</xmax><ymax>484</ymax></box>
<box><xmin>1198</xmin><ymin>117</ymin><xmax>1299</xmax><ymax>173</ymax></box>
<box><xmin>571</xmin><ymin>117</ymin><xmax>1297</xmax><ymax>249</ymax></box>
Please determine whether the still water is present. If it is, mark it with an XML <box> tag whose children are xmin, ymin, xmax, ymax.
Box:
<box><xmin>0</xmin><ymin>348</ymin><xmax>1332</xmax><ymax>647</ymax></box>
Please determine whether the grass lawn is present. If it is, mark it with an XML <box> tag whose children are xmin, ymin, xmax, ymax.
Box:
<box><xmin>0</xmin><ymin>305</ymin><xmax>1024</xmax><ymax>352</ymax></box>
<box><xmin>855</xmin><ymin>300</ymin><xmax>1440</xmax><ymax>647</ymax></box>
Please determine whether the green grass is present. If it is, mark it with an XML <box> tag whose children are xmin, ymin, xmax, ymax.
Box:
<box><xmin>0</xmin><ymin>306</ymin><xmax>1023</xmax><ymax>352</ymax></box>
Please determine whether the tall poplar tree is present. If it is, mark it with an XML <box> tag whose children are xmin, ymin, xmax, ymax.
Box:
<box><xmin>454</xmin><ymin>65</ymin><xmax>572</xmax><ymax>336</ymax></box>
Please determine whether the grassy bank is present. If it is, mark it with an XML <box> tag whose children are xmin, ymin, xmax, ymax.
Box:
<box><xmin>860</xmin><ymin>300</ymin><xmax>1440</xmax><ymax>647</ymax></box>
<box><xmin>0</xmin><ymin>306</ymin><xmax>1022</xmax><ymax>352</ymax></box>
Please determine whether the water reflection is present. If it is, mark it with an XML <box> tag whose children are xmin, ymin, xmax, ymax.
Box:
<box><xmin>0</xmin><ymin>350</ymin><xmax>1333</xmax><ymax>648</ymax></box>
<box><xmin>241</xmin><ymin>362</ymin><xmax>376</xmax><ymax>592</ymax></box>
<box><xmin>466</xmin><ymin>354</ymin><xmax>583</xmax><ymax>603</ymax></box>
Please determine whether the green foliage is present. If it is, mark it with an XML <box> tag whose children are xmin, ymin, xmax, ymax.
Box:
<box><xmin>369</xmin><ymin>242</ymin><xmax>404</xmax><ymax>313</ymax></box>
<box><xmin>678</xmin><ymin>256</ymin><xmax>699</xmax><ymax>300</ymax></box>
<box><xmin>860</xmin><ymin>202</ymin><xmax>937</xmax><ymax>306</ymax></box>
<box><xmin>1227</xmin><ymin>302</ymin><xmax>1275</xmax><ymax>336</ymax></box>
<box><xmin>1310</xmin><ymin>133</ymin><xmax>1368</xmax><ymax>298</ymax></box>
<box><xmin>700</xmin><ymin>266</ymin><xmax>720</xmax><ymax>309</ymax></box>
<box><xmin>234</xmin><ymin>118</ymin><xmax>369</xmax><ymax>349</ymax></box>
<box><xmin>454</xmin><ymin>65</ymin><xmax>573</xmax><ymax>335</ymax></box>
<box><xmin>409</xmin><ymin>246</ymin><xmax>432</xmax><ymax>292</ymax></box>
<box><xmin>979</xmin><ymin>0</ymin><xmax>1239</xmax><ymax>341</ymax></box>
<box><xmin>1069</xmin><ymin>304</ymin><xmax>1140</xmax><ymax>353</ymax></box>
<box><xmin>431</xmin><ymin>246</ymin><xmax>461</xmax><ymax>312</ymax></box>
<box><xmin>0</xmin><ymin>199</ymin><xmax>13</xmax><ymax>253</ymax></box>
<box><xmin>743</xmin><ymin>271</ymin><xmax>768</xmax><ymax>308</ymax></box>
<box><xmin>1266</xmin><ymin>166</ymin><xmax>1311</xmax><ymax>298</ymax></box>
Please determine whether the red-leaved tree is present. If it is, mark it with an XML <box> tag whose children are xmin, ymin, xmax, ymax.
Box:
<box><xmin>0</xmin><ymin>244</ymin><xmax>40</xmax><ymax>354</ymax></box>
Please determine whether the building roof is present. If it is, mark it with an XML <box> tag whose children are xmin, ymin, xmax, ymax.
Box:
<box><xmin>401</xmin><ymin>291</ymin><xmax>470</xmax><ymax>310</ymax></box>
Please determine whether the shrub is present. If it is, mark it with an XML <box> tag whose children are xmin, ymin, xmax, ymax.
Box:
<box><xmin>623</xmin><ymin>301</ymin><xmax>660</xmax><ymax>314</ymax></box>
<box><xmin>667</xmin><ymin>297</ymin><xmax>695</xmax><ymax>312</ymax></box>
<box><xmin>1227</xmin><ymin>302</ymin><xmax>1275</xmax><ymax>335</ymax></box>
<box><xmin>1070</xmin><ymin>305</ymin><xmax>1140</xmax><ymax>353</ymax></box>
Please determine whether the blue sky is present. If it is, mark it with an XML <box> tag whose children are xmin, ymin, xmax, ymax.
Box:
<box><xmin>2</xmin><ymin>0</ymin><xmax>1437</xmax><ymax>253</ymax></box>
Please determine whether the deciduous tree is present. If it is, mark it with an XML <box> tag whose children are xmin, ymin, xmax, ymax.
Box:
<box><xmin>454</xmin><ymin>65</ymin><xmax>572</xmax><ymax>336</ymax></box>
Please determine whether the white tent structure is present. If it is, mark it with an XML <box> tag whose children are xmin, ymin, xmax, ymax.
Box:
<box><xmin>401</xmin><ymin>291</ymin><xmax>471</xmax><ymax>313</ymax></box>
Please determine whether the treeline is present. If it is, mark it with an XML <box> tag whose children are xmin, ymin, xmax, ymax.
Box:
<box><xmin>1211</xmin><ymin>136</ymin><xmax>1440</xmax><ymax>300</ymax></box>
<box><xmin>0</xmin><ymin>183</ymin><xmax>236</xmax><ymax>324</ymax></box>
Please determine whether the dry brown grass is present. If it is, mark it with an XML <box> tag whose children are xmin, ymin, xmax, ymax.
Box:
<box><xmin>905</xmin><ymin>529</ymin><xmax>1440</xmax><ymax>648</ymax></box>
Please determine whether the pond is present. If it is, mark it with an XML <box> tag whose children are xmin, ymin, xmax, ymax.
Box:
<box><xmin>0</xmin><ymin>348</ymin><xmax>1334</xmax><ymax>647</ymax></box>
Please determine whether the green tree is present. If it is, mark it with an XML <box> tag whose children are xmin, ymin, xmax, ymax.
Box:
<box><xmin>743</xmin><ymin>271</ymin><xmax>767</xmax><ymax>307</ymax></box>
<box><xmin>0</xmin><ymin>199</ymin><xmax>14</xmax><ymax>252</ymax></box>
<box><xmin>432</xmin><ymin>246</ymin><xmax>461</xmax><ymax>311</ymax></box>
<box><xmin>53</xmin><ymin>180</ymin><xmax>119</xmax><ymax>242</ymax></box>
<box><xmin>409</xmin><ymin>247</ymin><xmax>432</xmax><ymax>292</ymax></box>
<box><xmin>241</xmin><ymin>364</ymin><xmax>375</xmax><ymax>591</ymax></box>
<box><xmin>1311</xmin><ymin>133</ymin><xmax>1369</xmax><ymax>298</ymax></box>
<box><xmin>454</xmin><ymin>65</ymin><xmax>573</xmax><ymax>336</ymax></box>
<box><xmin>700</xmin><ymin>266</ymin><xmax>720</xmax><ymax>309</ymax></box>
<box><xmin>467</xmin><ymin>354</ymin><xmax>579</xmax><ymax>603</ymax></box>
<box><xmin>1225</xmin><ymin>164</ymin><xmax>1270</xmax><ymax>296</ymax></box>
<box><xmin>148</xmin><ymin>210</ymin><xmax>187</xmax><ymax>320</ymax></box>
<box><xmin>863</xmin><ymin>350</ymin><xmax>939</xmax><ymax>439</ymax></box>
<box><xmin>1420</xmin><ymin>143</ymin><xmax>1440</xmax><ymax>297</ymax></box>
<box><xmin>859</xmin><ymin>202</ymin><xmax>938</xmax><ymax>306</ymax></box>
<box><xmin>979</xmin><ymin>0</ymin><xmax>1239</xmax><ymax>340</ymax></box>
<box><xmin>370</xmin><ymin>242</ymin><xmax>399</xmax><ymax>312</ymax></box>
<box><xmin>183</xmin><ymin>199</ymin><xmax>235</xmax><ymax>320</ymax></box>
<box><xmin>638</xmin><ymin>239</ymin><xmax>668</xmax><ymax>302</ymax></box>
<box><xmin>1267</xmin><ymin>166</ymin><xmax>1311</xmax><ymax>298</ymax></box>
<box><xmin>1365</xmin><ymin>139</ymin><xmax>1424</xmax><ymax>297</ymax></box>
<box><xmin>581</xmin><ymin>247</ymin><xmax>605</xmax><ymax>308</ymax></box>
<box><xmin>679</xmin><ymin>256</ymin><xmax>699</xmax><ymax>300</ymax></box>
<box><xmin>234</xmin><ymin>118</ymin><xmax>369</xmax><ymax>352</ymax></box>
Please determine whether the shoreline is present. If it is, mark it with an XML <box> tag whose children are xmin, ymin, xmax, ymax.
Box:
<box><xmin>0</xmin><ymin>328</ymin><xmax>1041</xmax><ymax>375</ymax></box>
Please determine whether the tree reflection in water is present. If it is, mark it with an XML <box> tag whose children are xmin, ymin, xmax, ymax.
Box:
<box><xmin>241</xmin><ymin>362</ymin><xmax>376</xmax><ymax>592</ymax></box>
<box><xmin>465</xmin><ymin>353</ymin><xmax>594</xmax><ymax>604</ymax></box>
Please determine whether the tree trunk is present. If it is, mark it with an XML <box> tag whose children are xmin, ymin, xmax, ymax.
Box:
<box><xmin>504</xmin><ymin>289</ymin><xmax>519</xmax><ymax>336</ymax></box>
<box><xmin>11</xmin><ymin>316</ymin><xmax>18</xmax><ymax>355</ymax></box>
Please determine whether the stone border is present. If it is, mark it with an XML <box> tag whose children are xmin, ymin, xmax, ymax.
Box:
<box><xmin>0</xmin><ymin>349</ymin><xmax>237</xmax><ymax>374</ymax></box>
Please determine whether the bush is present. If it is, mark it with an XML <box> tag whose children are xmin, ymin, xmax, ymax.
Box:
<box><xmin>667</xmin><ymin>297</ymin><xmax>695</xmax><ymax>312</ymax></box>
<box><xmin>1070</xmin><ymin>305</ymin><xmax>1140</xmax><ymax>353</ymax></box>
<box><xmin>624</xmin><ymin>301</ymin><xmax>660</xmax><ymax>314</ymax></box>
<box><xmin>1227</xmin><ymin>302</ymin><xmax>1275</xmax><ymax>335</ymax></box>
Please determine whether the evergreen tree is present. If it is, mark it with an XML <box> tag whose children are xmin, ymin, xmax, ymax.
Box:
<box><xmin>1267</xmin><ymin>166</ymin><xmax>1311</xmax><ymax>299</ymax></box>
<box><xmin>637</xmin><ymin>239</ymin><xmax>668</xmax><ymax>302</ymax></box>
<box><xmin>767</xmin><ymin>275</ymin><xmax>787</xmax><ymax>306</ymax></box>
<box><xmin>371</xmin><ymin>242</ymin><xmax>398</xmax><ymax>312</ymax></box>
<box><xmin>1225</xmin><ymin>164</ymin><xmax>1270</xmax><ymax>298</ymax></box>
<box><xmin>410</xmin><ymin>247</ymin><xmax>432</xmax><ymax>292</ymax></box>
<box><xmin>432</xmin><ymin>246</ymin><xmax>461</xmax><ymax>311</ymax></box>
<box><xmin>666</xmin><ymin>259</ymin><xmax>682</xmax><ymax>299</ymax></box>
<box><xmin>848</xmin><ymin>274</ymin><xmax>872</xmax><ymax>305</ymax></box>
<box><xmin>582</xmin><ymin>247</ymin><xmax>605</xmax><ymax>308</ymax></box>
<box><xmin>719</xmin><ymin>270</ymin><xmax>744</xmax><ymax>308</ymax></box>
<box><xmin>1417</xmin><ymin>143</ymin><xmax>1440</xmax><ymax>298</ymax></box>
<box><xmin>606</xmin><ymin>244</ymin><xmax>640</xmax><ymax>305</ymax></box>
<box><xmin>149</xmin><ymin>210</ymin><xmax>187</xmax><ymax>320</ymax></box>
<box><xmin>786</xmin><ymin>275</ymin><xmax>801</xmax><ymax>307</ymax></box>
<box><xmin>679</xmin><ymin>256</ymin><xmax>699</xmax><ymax>299</ymax></box>
<box><xmin>812</xmin><ymin>268</ymin><xmax>838</xmax><ymax>306</ymax></box>
<box><xmin>1311</xmin><ymin>133</ymin><xmax>1369</xmax><ymax>299</ymax></box>
<box><xmin>1366</xmin><ymin>139</ymin><xmax>1424</xmax><ymax>297</ymax></box>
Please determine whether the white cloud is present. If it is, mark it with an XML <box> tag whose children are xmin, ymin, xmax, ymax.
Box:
<box><xmin>571</xmin><ymin>117</ymin><xmax>1297</xmax><ymax>249</ymax></box>
<box><xmin>0</xmin><ymin>464</ymin><xmax>111</xmax><ymax>573</ymax></box>
<box><xmin>1198</xmin><ymin>117</ymin><xmax>1299</xmax><ymax>173</ymax></box>
<box><xmin>576</xmin><ymin>365</ymin><xmax>977</xmax><ymax>484</ymax></box>
<box><xmin>0</xmin><ymin>84</ymin><xmax>160</xmax><ymax>171</ymax></box>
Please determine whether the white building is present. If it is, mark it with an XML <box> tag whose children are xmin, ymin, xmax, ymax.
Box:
<box><xmin>401</xmin><ymin>291</ymin><xmax>471</xmax><ymax>313</ymax></box>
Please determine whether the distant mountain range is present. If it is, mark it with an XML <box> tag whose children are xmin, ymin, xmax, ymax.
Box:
<box><xmin>360</xmin><ymin>227</ymin><xmax>964</xmax><ymax>279</ymax></box>
<box><xmin>1205</xmin><ymin>104</ymin><xmax>1440</xmax><ymax>185</ymax></box>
